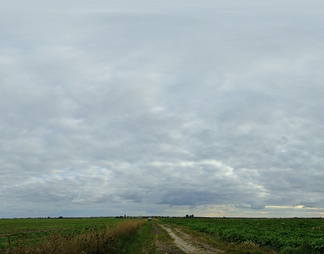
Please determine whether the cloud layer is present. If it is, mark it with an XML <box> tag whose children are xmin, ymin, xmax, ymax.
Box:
<box><xmin>1</xmin><ymin>0</ymin><xmax>324</xmax><ymax>218</ymax></box>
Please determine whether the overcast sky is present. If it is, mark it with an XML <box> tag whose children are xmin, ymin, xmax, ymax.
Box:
<box><xmin>1</xmin><ymin>0</ymin><xmax>324</xmax><ymax>218</ymax></box>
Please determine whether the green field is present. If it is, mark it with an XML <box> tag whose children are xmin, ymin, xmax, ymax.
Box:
<box><xmin>0</xmin><ymin>217</ymin><xmax>149</xmax><ymax>254</ymax></box>
<box><xmin>1</xmin><ymin>217</ymin><xmax>109</xmax><ymax>247</ymax></box>
<box><xmin>1</xmin><ymin>217</ymin><xmax>324</xmax><ymax>254</ymax></box>
<box><xmin>161</xmin><ymin>217</ymin><xmax>324</xmax><ymax>254</ymax></box>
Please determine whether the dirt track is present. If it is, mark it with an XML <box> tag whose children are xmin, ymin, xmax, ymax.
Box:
<box><xmin>159</xmin><ymin>224</ymin><xmax>224</xmax><ymax>254</ymax></box>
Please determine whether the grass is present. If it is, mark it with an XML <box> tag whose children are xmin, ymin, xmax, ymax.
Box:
<box><xmin>111</xmin><ymin>219</ymin><xmax>184</xmax><ymax>254</ymax></box>
<box><xmin>119</xmin><ymin>220</ymin><xmax>156</xmax><ymax>253</ymax></box>
<box><xmin>0</xmin><ymin>218</ymin><xmax>147</xmax><ymax>254</ymax></box>
<box><xmin>5</xmin><ymin>217</ymin><xmax>322</xmax><ymax>253</ymax></box>
<box><xmin>153</xmin><ymin>222</ymin><xmax>186</xmax><ymax>254</ymax></box>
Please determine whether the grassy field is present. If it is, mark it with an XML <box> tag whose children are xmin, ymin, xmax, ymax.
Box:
<box><xmin>0</xmin><ymin>217</ymin><xmax>150</xmax><ymax>254</ymax></box>
<box><xmin>161</xmin><ymin>217</ymin><xmax>324</xmax><ymax>254</ymax></box>
<box><xmin>2</xmin><ymin>217</ymin><xmax>324</xmax><ymax>254</ymax></box>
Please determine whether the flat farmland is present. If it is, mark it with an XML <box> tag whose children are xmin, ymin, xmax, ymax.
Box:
<box><xmin>161</xmin><ymin>217</ymin><xmax>324</xmax><ymax>253</ymax></box>
<box><xmin>1</xmin><ymin>217</ymin><xmax>324</xmax><ymax>253</ymax></box>
<box><xmin>0</xmin><ymin>217</ymin><xmax>146</xmax><ymax>254</ymax></box>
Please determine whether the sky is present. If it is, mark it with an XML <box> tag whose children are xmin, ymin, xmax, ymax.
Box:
<box><xmin>1</xmin><ymin>0</ymin><xmax>324</xmax><ymax>218</ymax></box>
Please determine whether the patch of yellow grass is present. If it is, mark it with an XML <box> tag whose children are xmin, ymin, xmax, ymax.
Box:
<box><xmin>5</xmin><ymin>220</ymin><xmax>145</xmax><ymax>254</ymax></box>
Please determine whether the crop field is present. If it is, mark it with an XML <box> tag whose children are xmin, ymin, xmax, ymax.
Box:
<box><xmin>161</xmin><ymin>217</ymin><xmax>324</xmax><ymax>253</ymax></box>
<box><xmin>2</xmin><ymin>217</ymin><xmax>324</xmax><ymax>254</ymax></box>
<box><xmin>0</xmin><ymin>217</ymin><xmax>147</xmax><ymax>254</ymax></box>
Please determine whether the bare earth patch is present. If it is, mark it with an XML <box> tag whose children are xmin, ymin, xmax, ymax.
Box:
<box><xmin>153</xmin><ymin>223</ymin><xmax>183</xmax><ymax>254</ymax></box>
<box><xmin>160</xmin><ymin>224</ymin><xmax>224</xmax><ymax>254</ymax></box>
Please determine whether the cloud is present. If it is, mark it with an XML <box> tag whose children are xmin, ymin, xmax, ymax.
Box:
<box><xmin>1</xmin><ymin>0</ymin><xmax>324</xmax><ymax>218</ymax></box>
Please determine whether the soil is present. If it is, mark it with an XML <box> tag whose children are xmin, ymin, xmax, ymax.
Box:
<box><xmin>153</xmin><ymin>223</ymin><xmax>182</xmax><ymax>254</ymax></box>
<box><xmin>155</xmin><ymin>223</ymin><xmax>224</xmax><ymax>254</ymax></box>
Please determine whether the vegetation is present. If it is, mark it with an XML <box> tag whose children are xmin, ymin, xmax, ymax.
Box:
<box><xmin>161</xmin><ymin>217</ymin><xmax>324</xmax><ymax>254</ymax></box>
<box><xmin>2</xmin><ymin>217</ymin><xmax>324</xmax><ymax>253</ymax></box>
<box><xmin>0</xmin><ymin>217</ymin><xmax>148</xmax><ymax>254</ymax></box>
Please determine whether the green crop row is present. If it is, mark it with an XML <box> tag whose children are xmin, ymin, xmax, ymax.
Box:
<box><xmin>0</xmin><ymin>217</ymin><xmax>119</xmax><ymax>249</ymax></box>
<box><xmin>161</xmin><ymin>218</ymin><xmax>324</xmax><ymax>253</ymax></box>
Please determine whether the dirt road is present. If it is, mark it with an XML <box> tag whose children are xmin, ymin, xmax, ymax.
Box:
<box><xmin>159</xmin><ymin>224</ymin><xmax>224</xmax><ymax>254</ymax></box>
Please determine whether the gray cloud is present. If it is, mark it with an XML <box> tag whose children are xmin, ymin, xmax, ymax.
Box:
<box><xmin>1</xmin><ymin>0</ymin><xmax>324</xmax><ymax>218</ymax></box>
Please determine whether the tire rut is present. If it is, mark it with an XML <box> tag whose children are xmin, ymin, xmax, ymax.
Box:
<box><xmin>160</xmin><ymin>224</ymin><xmax>224</xmax><ymax>254</ymax></box>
